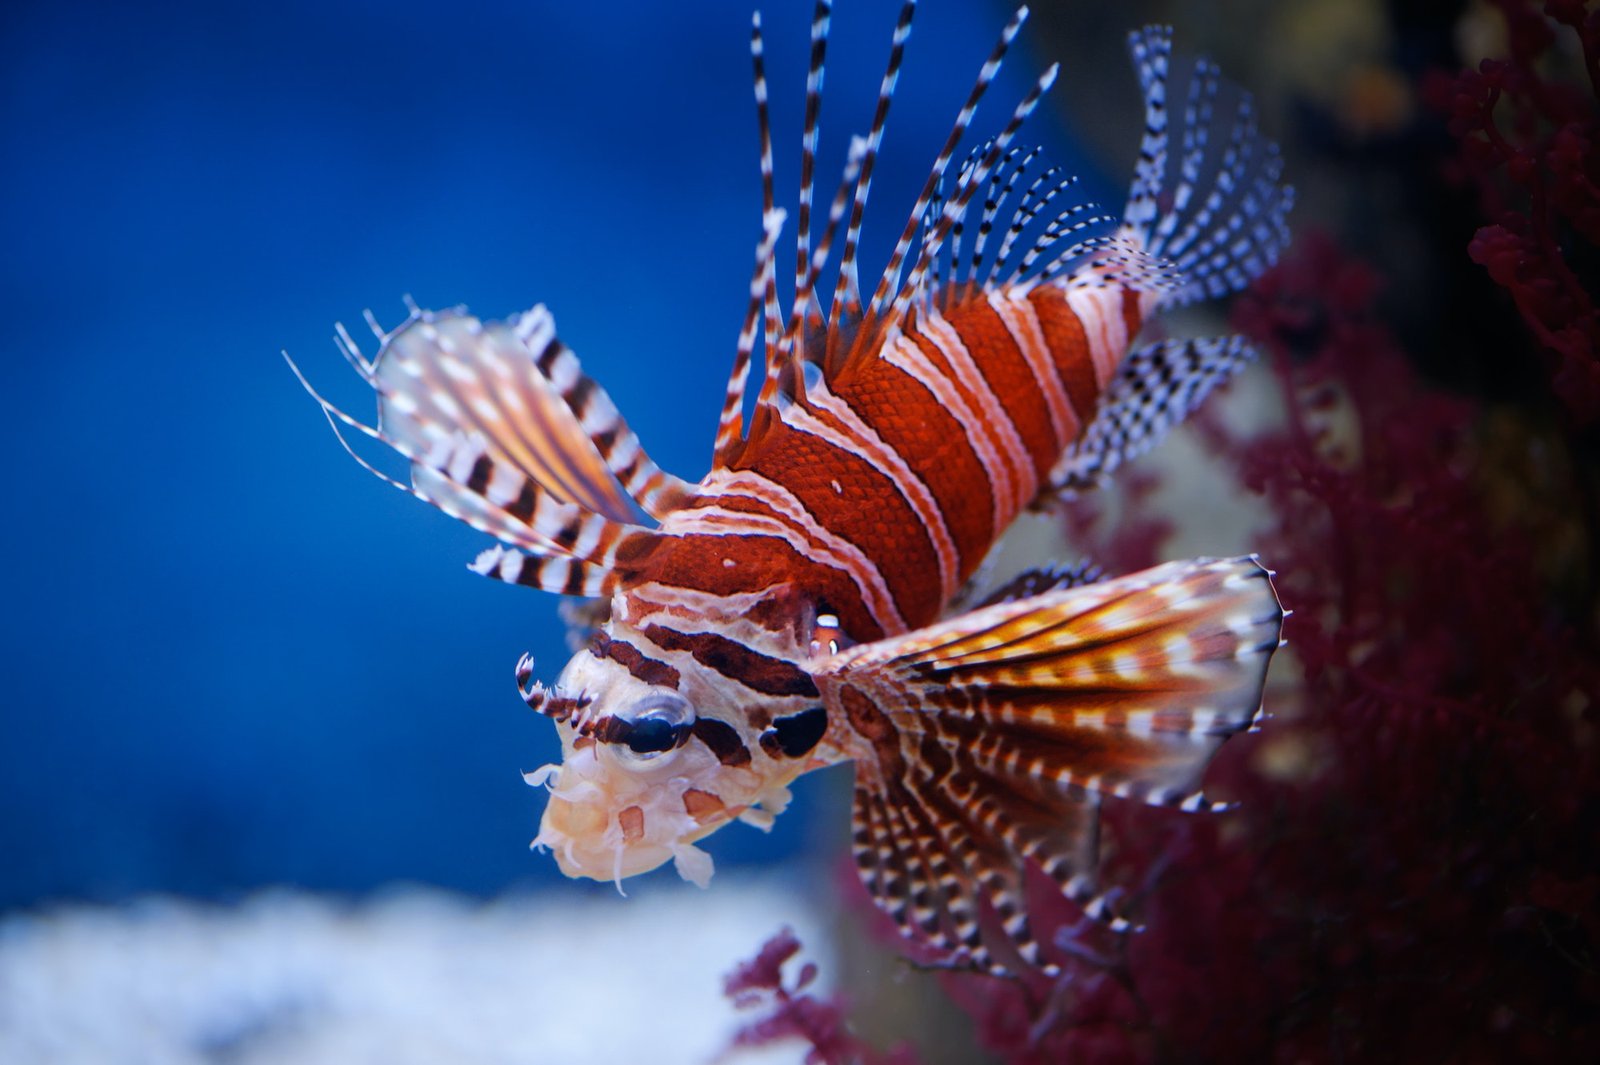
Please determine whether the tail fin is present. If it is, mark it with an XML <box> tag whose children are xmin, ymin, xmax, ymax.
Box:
<box><xmin>1121</xmin><ymin>26</ymin><xmax>1293</xmax><ymax>308</ymax></box>
<box><xmin>818</xmin><ymin>556</ymin><xmax>1284</xmax><ymax>974</ymax></box>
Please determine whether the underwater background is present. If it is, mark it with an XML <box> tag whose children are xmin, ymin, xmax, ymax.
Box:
<box><xmin>5</xmin><ymin>0</ymin><xmax>1598</xmax><ymax>1062</ymax></box>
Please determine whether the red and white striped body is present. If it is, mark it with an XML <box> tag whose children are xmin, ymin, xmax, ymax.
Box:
<box><xmin>664</xmin><ymin>283</ymin><xmax>1150</xmax><ymax>642</ymax></box>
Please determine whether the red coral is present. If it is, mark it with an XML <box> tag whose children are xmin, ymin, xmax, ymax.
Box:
<box><xmin>1428</xmin><ymin>0</ymin><xmax>1600</xmax><ymax>423</ymax></box>
<box><xmin>722</xmin><ymin>928</ymin><xmax>917</xmax><ymax>1065</ymax></box>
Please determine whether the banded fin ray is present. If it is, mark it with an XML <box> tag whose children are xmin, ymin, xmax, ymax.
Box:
<box><xmin>1120</xmin><ymin>27</ymin><xmax>1294</xmax><ymax>307</ymax></box>
<box><xmin>372</xmin><ymin>306</ymin><xmax>694</xmax><ymax>522</ymax></box>
<box><xmin>1053</xmin><ymin>334</ymin><xmax>1256</xmax><ymax>490</ymax></box>
<box><xmin>288</xmin><ymin>306</ymin><xmax>684</xmax><ymax>596</ymax></box>
<box><xmin>817</xmin><ymin>557</ymin><xmax>1282</xmax><ymax>970</ymax></box>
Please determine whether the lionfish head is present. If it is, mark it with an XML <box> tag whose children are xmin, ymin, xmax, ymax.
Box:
<box><xmin>521</xmin><ymin>617</ymin><xmax>815</xmax><ymax>891</ymax></box>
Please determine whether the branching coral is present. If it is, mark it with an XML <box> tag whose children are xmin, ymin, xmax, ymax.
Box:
<box><xmin>1429</xmin><ymin>0</ymin><xmax>1600</xmax><ymax>422</ymax></box>
<box><xmin>723</xmin><ymin>928</ymin><xmax>916</xmax><ymax>1065</ymax></box>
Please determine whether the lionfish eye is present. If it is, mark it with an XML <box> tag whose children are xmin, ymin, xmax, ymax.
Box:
<box><xmin>613</xmin><ymin>692</ymin><xmax>695</xmax><ymax>760</ymax></box>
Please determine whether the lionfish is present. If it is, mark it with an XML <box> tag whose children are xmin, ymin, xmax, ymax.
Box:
<box><xmin>290</xmin><ymin>2</ymin><xmax>1291</xmax><ymax>976</ymax></box>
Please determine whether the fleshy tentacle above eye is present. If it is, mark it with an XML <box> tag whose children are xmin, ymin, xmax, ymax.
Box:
<box><xmin>814</xmin><ymin>555</ymin><xmax>1284</xmax><ymax>974</ymax></box>
<box><xmin>287</xmin><ymin>303</ymin><xmax>688</xmax><ymax>596</ymax></box>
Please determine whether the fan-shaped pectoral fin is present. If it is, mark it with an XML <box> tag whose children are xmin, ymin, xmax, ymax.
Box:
<box><xmin>820</xmin><ymin>556</ymin><xmax>1284</xmax><ymax>970</ymax></box>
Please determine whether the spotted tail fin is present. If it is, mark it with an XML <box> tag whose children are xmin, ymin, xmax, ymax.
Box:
<box><xmin>1120</xmin><ymin>26</ymin><xmax>1294</xmax><ymax>308</ymax></box>
<box><xmin>816</xmin><ymin>556</ymin><xmax>1283</xmax><ymax>975</ymax></box>
<box><xmin>287</xmin><ymin>305</ymin><xmax>687</xmax><ymax>596</ymax></box>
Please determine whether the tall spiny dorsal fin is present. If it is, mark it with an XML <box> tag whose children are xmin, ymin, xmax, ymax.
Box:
<box><xmin>792</xmin><ymin>0</ymin><xmax>832</xmax><ymax>345</ymax></box>
<box><xmin>756</xmin><ymin>138</ymin><xmax>866</xmax><ymax>414</ymax></box>
<box><xmin>889</xmin><ymin>59</ymin><xmax>1058</xmax><ymax>324</ymax></box>
<box><xmin>1007</xmin><ymin>203</ymin><xmax>1117</xmax><ymax>289</ymax></box>
<box><xmin>739</xmin><ymin>1</ymin><xmax>868</xmax><ymax>423</ymax></box>
<box><xmin>824</xmin><ymin>0</ymin><xmax>916</xmax><ymax>376</ymax></box>
<box><xmin>865</xmin><ymin>5</ymin><xmax>1028</xmax><ymax>325</ymax></box>
<box><xmin>988</xmin><ymin>164</ymin><xmax>1066</xmax><ymax>282</ymax></box>
<box><xmin>922</xmin><ymin>163</ymin><xmax>953</xmax><ymax>296</ymax></box>
<box><xmin>709</xmin><ymin>12</ymin><xmax>785</xmax><ymax>469</ymax></box>
<box><xmin>752</xmin><ymin>10</ymin><xmax>783</xmax><ymax>428</ymax></box>
<box><xmin>963</xmin><ymin>145</ymin><xmax>1035</xmax><ymax>291</ymax></box>
<box><xmin>712</xmin><ymin>207</ymin><xmax>785</xmax><ymax>467</ymax></box>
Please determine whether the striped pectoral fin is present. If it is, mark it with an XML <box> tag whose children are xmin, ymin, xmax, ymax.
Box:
<box><xmin>822</xmin><ymin>556</ymin><xmax>1283</xmax><ymax>966</ymax></box>
<box><xmin>888</xmin><ymin>555</ymin><xmax>1283</xmax><ymax>805</ymax></box>
<box><xmin>469</xmin><ymin>544</ymin><xmax>618</xmax><ymax>598</ymax></box>
<box><xmin>1051</xmin><ymin>334</ymin><xmax>1257</xmax><ymax>491</ymax></box>
<box><xmin>371</xmin><ymin>306</ymin><xmax>694</xmax><ymax>521</ymax></box>
<box><xmin>289</xmin><ymin>304</ymin><xmax>687</xmax><ymax>593</ymax></box>
<box><xmin>292</xmin><ymin>304</ymin><xmax>695</xmax><ymax>537</ymax></box>
<box><xmin>850</xmin><ymin>752</ymin><xmax>1106</xmax><ymax>976</ymax></box>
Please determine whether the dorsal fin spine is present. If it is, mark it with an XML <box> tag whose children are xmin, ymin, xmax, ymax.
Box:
<box><xmin>889</xmin><ymin>60</ymin><xmax>1058</xmax><ymax>325</ymax></box>
<box><xmin>713</xmin><ymin>208</ymin><xmax>786</xmax><ymax>466</ymax></box>
<box><xmin>762</xmin><ymin>140</ymin><xmax>866</xmax><ymax>413</ymax></box>
<box><xmin>793</xmin><ymin>1</ymin><xmax>833</xmax><ymax>334</ymax></box>
<box><xmin>826</xmin><ymin>0</ymin><xmax>917</xmax><ymax>375</ymax></box>
<box><xmin>867</xmin><ymin>5</ymin><xmax>1028</xmax><ymax>322</ymax></box>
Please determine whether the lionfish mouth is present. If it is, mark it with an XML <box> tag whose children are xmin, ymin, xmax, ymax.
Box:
<box><xmin>533</xmin><ymin>786</ymin><xmax>722</xmax><ymax>892</ymax></box>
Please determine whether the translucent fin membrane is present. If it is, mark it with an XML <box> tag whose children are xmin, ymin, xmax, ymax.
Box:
<box><xmin>820</xmin><ymin>557</ymin><xmax>1284</xmax><ymax>972</ymax></box>
<box><xmin>287</xmin><ymin>305</ymin><xmax>683</xmax><ymax>596</ymax></box>
<box><xmin>1121</xmin><ymin>26</ymin><xmax>1295</xmax><ymax>307</ymax></box>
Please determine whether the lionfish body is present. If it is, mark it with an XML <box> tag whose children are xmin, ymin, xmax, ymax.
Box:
<box><xmin>292</xmin><ymin>2</ymin><xmax>1291</xmax><ymax>975</ymax></box>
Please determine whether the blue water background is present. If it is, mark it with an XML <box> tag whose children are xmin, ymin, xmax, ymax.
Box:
<box><xmin>1</xmin><ymin>0</ymin><xmax>1099</xmax><ymax>909</ymax></box>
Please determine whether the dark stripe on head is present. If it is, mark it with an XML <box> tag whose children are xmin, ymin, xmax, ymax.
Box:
<box><xmin>641</xmin><ymin>625</ymin><xmax>819</xmax><ymax>698</ymax></box>
<box><xmin>760</xmin><ymin>705</ymin><xmax>828</xmax><ymax>759</ymax></box>
<box><xmin>590</xmin><ymin>634</ymin><xmax>681</xmax><ymax>689</ymax></box>
<box><xmin>692</xmin><ymin>717</ymin><xmax>752</xmax><ymax>767</ymax></box>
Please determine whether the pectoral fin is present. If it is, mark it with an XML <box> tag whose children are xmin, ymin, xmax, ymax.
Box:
<box><xmin>816</xmin><ymin>556</ymin><xmax>1283</xmax><ymax>974</ymax></box>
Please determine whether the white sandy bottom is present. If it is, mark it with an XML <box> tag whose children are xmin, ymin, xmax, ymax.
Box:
<box><xmin>0</xmin><ymin>879</ymin><xmax>831</xmax><ymax>1065</ymax></box>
